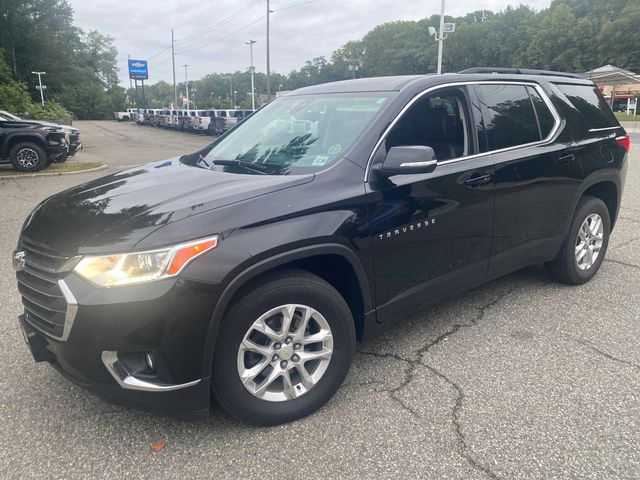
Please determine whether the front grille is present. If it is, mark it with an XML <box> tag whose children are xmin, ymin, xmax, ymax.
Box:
<box><xmin>16</xmin><ymin>239</ymin><xmax>79</xmax><ymax>339</ymax></box>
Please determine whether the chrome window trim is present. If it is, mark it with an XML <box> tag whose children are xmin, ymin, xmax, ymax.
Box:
<box><xmin>588</xmin><ymin>126</ymin><xmax>620</xmax><ymax>132</ymax></box>
<box><xmin>364</xmin><ymin>80</ymin><xmax>563</xmax><ymax>182</ymax></box>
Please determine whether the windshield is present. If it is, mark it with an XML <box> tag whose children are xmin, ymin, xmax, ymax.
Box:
<box><xmin>202</xmin><ymin>93</ymin><xmax>391</xmax><ymax>175</ymax></box>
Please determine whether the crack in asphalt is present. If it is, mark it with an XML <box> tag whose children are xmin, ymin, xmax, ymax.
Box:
<box><xmin>617</xmin><ymin>216</ymin><xmax>640</xmax><ymax>225</ymax></box>
<box><xmin>568</xmin><ymin>336</ymin><xmax>640</xmax><ymax>372</ymax></box>
<box><xmin>605</xmin><ymin>258</ymin><xmax>640</xmax><ymax>271</ymax></box>
<box><xmin>611</xmin><ymin>235</ymin><xmax>640</xmax><ymax>250</ymax></box>
<box><xmin>359</xmin><ymin>288</ymin><xmax>517</xmax><ymax>479</ymax></box>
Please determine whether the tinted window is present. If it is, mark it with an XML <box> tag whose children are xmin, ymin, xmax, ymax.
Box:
<box><xmin>556</xmin><ymin>84</ymin><xmax>618</xmax><ymax>129</ymax></box>
<box><xmin>527</xmin><ymin>86</ymin><xmax>555</xmax><ymax>138</ymax></box>
<box><xmin>386</xmin><ymin>89</ymin><xmax>470</xmax><ymax>160</ymax></box>
<box><xmin>476</xmin><ymin>84</ymin><xmax>540</xmax><ymax>151</ymax></box>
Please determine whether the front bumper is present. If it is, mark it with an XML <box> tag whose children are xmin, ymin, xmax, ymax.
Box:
<box><xmin>17</xmin><ymin>272</ymin><xmax>221</xmax><ymax>415</ymax></box>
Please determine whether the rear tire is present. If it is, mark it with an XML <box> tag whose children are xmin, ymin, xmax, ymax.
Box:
<box><xmin>213</xmin><ymin>270</ymin><xmax>355</xmax><ymax>425</ymax></box>
<box><xmin>10</xmin><ymin>142</ymin><xmax>48</xmax><ymax>172</ymax></box>
<box><xmin>546</xmin><ymin>195</ymin><xmax>610</xmax><ymax>285</ymax></box>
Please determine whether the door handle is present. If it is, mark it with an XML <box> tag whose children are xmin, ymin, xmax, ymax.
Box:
<box><xmin>557</xmin><ymin>154</ymin><xmax>575</xmax><ymax>166</ymax></box>
<box><xmin>465</xmin><ymin>174</ymin><xmax>492</xmax><ymax>186</ymax></box>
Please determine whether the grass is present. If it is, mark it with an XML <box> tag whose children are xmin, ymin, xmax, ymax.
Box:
<box><xmin>614</xmin><ymin>112</ymin><xmax>639</xmax><ymax>122</ymax></box>
<box><xmin>0</xmin><ymin>161</ymin><xmax>104</xmax><ymax>177</ymax></box>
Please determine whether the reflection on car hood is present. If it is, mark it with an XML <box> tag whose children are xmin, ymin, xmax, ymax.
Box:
<box><xmin>21</xmin><ymin>158</ymin><xmax>313</xmax><ymax>255</ymax></box>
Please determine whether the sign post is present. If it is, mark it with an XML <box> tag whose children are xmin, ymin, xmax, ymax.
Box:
<box><xmin>128</xmin><ymin>60</ymin><xmax>148</xmax><ymax>109</ymax></box>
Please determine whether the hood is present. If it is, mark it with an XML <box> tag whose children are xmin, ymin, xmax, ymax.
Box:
<box><xmin>21</xmin><ymin>158</ymin><xmax>314</xmax><ymax>255</ymax></box>
<box><xmin>22</xmin><ymin>118</ymin><xmax>75</xmax><ymax>132</ymax></box>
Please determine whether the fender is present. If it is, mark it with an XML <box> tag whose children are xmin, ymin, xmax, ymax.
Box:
<box><xmin>2</xmin><ymin>132</ymin><xmax>47</xmax><ymax>158</ymax></box>
<box><xmin>199</xmin><ymin>243</ymin><xmax>374</xmax><ymax>379</ymax></box>
<box><xmin>558</xmin><ymin>169</ymin><xmax>621</xmax><ymax>249</ymax></box>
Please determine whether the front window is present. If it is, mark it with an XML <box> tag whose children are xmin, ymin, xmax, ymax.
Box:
<box><xmin>202</xmin><ymin>93</ymin><xmax>390</xmax><ymax>175</ymax></box>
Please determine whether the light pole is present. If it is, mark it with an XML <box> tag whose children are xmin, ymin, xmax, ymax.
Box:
<box><xmin>31</xmin><ymin>71</ymin><xmax>46</xmax><ymax>106</ymax></box>
<box><xmin>437</xmin><ymin>0</ymin><xmax>445</xmax><ymax>74</ymax></box>
<box><xmin>246</xmin><ymin>39</ymin><xmax>257</xmax><ymax>110</ymax></box>
<box><xmin>182</xmin><ymin>64</ymin><xmax>189</xmax><ymax>109</ymax></box>
<box><xmin>224</xmin><ymin>76</ymin><xmax>233</xmax><ymax>108</ymax></box>
<box><xmin>233</xmin><ymin>90</ymin><xmax>237</xmax><ymax>108</ymax></box>
<box><xmin>266</xmin><ymin>0</ymin><xmax>272</xmax><ymax>101</ymax></box>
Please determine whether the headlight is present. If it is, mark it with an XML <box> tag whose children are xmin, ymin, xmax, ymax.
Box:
<box><xmin>40</xmin><ymin>126</ymin><xmax>64</xmax><ymax>134</ymax></box>
<box><xmin>73</xmin><ymin>236</ymin><xmax>218</xmax><ymax>287</ymax></box>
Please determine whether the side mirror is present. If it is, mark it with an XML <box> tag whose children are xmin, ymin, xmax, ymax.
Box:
<box><xmin>373</xmin><ymin>146</ymin><xmax>437</xmax><ymax>178</ymax></box>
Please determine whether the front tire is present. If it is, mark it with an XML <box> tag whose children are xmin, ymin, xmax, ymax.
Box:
<box><xmin>10</xmin><ymin>142</ymin><xmax>48</xmax><ymax>172</ymax></box>
<box><xmin>213</xmin><ymin>270</ymin><xmax>355</xmax><ymax>425</ymax></box>
<box><xmin>546</xmin><ymin>195</ymin><xmax>610</xmax><ymax>285</ymax></box>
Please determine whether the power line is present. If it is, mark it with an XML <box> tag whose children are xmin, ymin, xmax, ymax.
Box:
<box><xmin>275</xmin><ymin>0</ymin><xmax>320</xmax><ymax>12</ymax></box>
<box><xmin>173</xmin><ymin>0</ymin><xmax>228</xmax><ymax>29</ymax></box>
<box><xmin>176</xmin><ymin>15</ymin><xmax>265</xmax><ymax>55</ymax></box>
<box><xmin>174</xmin><ymin>0</ymin><xmax>263</xmax><ymax>45</ymax></box>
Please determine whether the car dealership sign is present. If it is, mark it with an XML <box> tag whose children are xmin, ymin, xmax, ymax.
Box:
<box><xmin>128</xmin><ymin>59</ymin><xmax>148</xmax><ymax>80</ymax></box>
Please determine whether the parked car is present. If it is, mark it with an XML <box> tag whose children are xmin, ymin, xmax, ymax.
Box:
<box><xmin>0</xmin><ymin>111</ymin><xmax>68</xmax><ymax>171</ymax></box>
<box><xmin>13</xmin><ymin>69</ymin><xmax>629</xmax><ymax>425</ymax></box>
<box><xmin>114</xmin><ymin>108</ymin><xmax>139</xmax><ymax>121</ymax></box>
<box><xmin>192</xmin><ymin>110</ymin><xmax>226</xmax><ymax>135</ymax></box>
<box><xmin>0</xmin><ymin>110</ymin><xmax>81</xmax><ymax>163</ymax></box>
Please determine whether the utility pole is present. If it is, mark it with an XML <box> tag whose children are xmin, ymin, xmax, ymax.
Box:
<box><xmin>183</xmin><ymin>64</ymin><xmax>189</xmax><ymax>109</ymax></box>
<box><xmin>171</xmin><ymin>29</ymin><xmax>177</xmax><ymax>108</ymax></box>
<box><xmin>437</xmin><ymin>0</ymin><xmax>445</xmax><ymax>74</ymax></box>
<box><xmin>246</xmin><ymin>40</ymin><xmax>257</xmax><ymax>110</ymax></box>
<box><xmin>31</xmin><ymin>71</ymin><xmax>46</xmax><ymax>106</ymax></box>
<box><xmin>266</xmin><ymin>0</ymin><xmax>272</xmax><ymax>102</ymax></box>
<box><xmin>128</xmin><ymin>54</ymin><xmax>133</xmax><ymax>91</ymax></box>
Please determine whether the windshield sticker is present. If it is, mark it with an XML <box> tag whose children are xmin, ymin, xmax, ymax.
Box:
<box><xmin>312</xmin><ymin>155</ymin><xmax>330</xmax><ymax>166</ymax></box>
<box><xmin>328</xmin><ymin>144</ymin><xmax>342</xmax><ymax>155</ymax></box>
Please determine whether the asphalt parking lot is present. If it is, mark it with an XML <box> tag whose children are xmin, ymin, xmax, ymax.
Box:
<box><xmin>1</xmin><ymin>121</ymin><xmax>639</xmax><ymax>479</ymax></box>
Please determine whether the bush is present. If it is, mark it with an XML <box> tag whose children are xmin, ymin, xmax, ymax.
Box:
<box><xmin>0</xmin><ymin>80</ymin><xmax>72</xmax><ymax>122</ymax></box>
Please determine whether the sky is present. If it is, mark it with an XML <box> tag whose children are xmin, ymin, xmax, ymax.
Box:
<box><xmin>68</xmin><ymin>0</ymin><xmax>553</xmax><ymax>86</ymax></box>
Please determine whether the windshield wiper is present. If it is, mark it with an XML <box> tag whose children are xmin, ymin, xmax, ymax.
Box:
<box><xmin>211</xmin><ymin>159</ymin><xmax>268</xmax><ymax>175</ymax></box>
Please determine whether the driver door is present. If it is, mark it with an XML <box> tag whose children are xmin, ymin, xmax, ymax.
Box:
<box><xmin>366</xmin><ymin>86</ymin><xmax>495</xmax><ymax>324</ymax></box>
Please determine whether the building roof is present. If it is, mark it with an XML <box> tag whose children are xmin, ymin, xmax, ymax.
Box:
<box><xmin>582</xmin><ymin>64</ymin><xmax>640</xmax><ymax>86</ymax></box>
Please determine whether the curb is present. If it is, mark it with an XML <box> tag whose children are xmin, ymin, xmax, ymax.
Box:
<box><xmin>0</xmin><ymin>164</ymin><xmax>108</xmax><ymax>180</ymax></box>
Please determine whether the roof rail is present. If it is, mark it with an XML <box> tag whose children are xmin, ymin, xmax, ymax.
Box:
<box><xmin>458</xmin><ymin>67</ymin><xmax>582</xmax><ymax>79</ymax></box>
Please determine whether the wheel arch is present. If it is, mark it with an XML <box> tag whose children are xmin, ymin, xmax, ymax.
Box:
<box><xmin>200</xmin><ymin>244</ymin><xmax>374</xmax><ymax>379</ymax></box>
<box><xmin>3</xmin><ymin>133</ymin><xmax>47</xmax><ymax>158</ymax></box>
<box><xmin>581</xmin><ymin>181</ymin><xmax>619</xmax><ymax>231</ymax></box>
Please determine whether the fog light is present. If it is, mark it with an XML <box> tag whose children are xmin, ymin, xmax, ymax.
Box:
<box><xmin>145</xmin><ymin>352</ymin><xmax>155</xmax><ymax>372</ymax></box>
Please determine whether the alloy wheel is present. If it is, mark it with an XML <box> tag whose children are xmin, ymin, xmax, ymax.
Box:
<box><xmin>237</xmin><ymin>304</ymin><xmax>334</xmax><ymax>402</ymax></box>
<box><xmin>575</xmin><ymin>213</ymin><xmax>604</xmax><ymax>270</ymax></box>
<box><xmin>16</xmin><ymin>148</ymin><xmax>40</xmax><ymax>168</ymax></box>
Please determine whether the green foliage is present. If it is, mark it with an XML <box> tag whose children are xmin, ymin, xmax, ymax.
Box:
<box><xmin>0</xmin><ymin>80</ymin><xmax>33</xmax><ymax>114</ymax></box>
<box><xmin>284</xmin><ymin>0</ymin><xmax>640</xmax><ymax>86</ymax></box>
<box><xmin>0</xmin><ymin>1</ymin><xmax>123</xmax><ymax>119</ymax></box>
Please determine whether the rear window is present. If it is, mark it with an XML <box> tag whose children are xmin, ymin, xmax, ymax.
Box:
<box><xmin>476</xmin><ymin>84</ymin><xmax>541</xmax><ymax>151</ymax></box>
<box><xmin>556</xmin><ymin>84</ymin><xmax>618</xmax><ymax>129</ymax></box>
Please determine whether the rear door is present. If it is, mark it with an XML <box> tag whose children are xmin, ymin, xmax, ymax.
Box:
<box><xmin>473</xmin><ymin>82</ymin><xmax>583</xmax><ymax>277</ymax></box>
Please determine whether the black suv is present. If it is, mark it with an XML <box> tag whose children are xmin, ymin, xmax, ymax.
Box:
<box><xmin>14</xmin><ymin>69</ymin><xmax>629</xmax><ymax>425</ymax></box>
<box><xmin>0</xmin><ymin>111</ymin><xmax>68</xmax><ymax>171</ymax></box>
